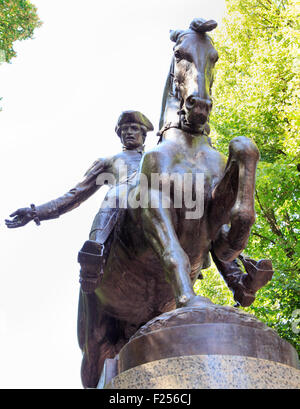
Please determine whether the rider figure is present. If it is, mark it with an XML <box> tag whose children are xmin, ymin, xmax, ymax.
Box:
<box><xmin>5</xmin><ymin>110</ymin><xmax>154</xmax><ymax>293</ymax></box>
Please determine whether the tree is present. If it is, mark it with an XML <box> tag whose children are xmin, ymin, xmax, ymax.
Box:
<box><xmin>0</xmin><ymin>0</ymin><xmax>41</xmax><ymax>63</ymax></box>
<box><xmin>195</xmin><ymin>0</ymin><xmax>300</xmax><ymax>354</ymax></box>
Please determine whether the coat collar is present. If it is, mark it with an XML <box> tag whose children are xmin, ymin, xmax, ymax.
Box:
<box><xmin>122</xmin><ymin>145</ymin><xmax>145</xmax><ymax>154</ymax></box>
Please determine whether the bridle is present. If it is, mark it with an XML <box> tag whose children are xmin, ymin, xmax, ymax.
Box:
<box><xmin>157</xmin><ymin>58</ymin><xmax>208</xmax><ymax>142</ymax></box>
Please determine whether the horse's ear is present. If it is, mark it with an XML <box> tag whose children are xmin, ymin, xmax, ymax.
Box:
<box><xmin>190</xmin><ymin>18</ymin><xmax>218</xmax><ymax>33</ymax></box>
<box><xmin>170</xmin><ymin>29</ymin><xmax>184</xmax><ymax>42</ymax></box>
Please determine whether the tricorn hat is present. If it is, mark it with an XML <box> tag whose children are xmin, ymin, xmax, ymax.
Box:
<box><xmin>115</xmin><ymin>110</ymin><xmax>154</xmax><ymax>137</ymax></box>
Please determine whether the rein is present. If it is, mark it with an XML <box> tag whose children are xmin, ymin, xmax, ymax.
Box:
<box><xmin>157</xmin><ymin>117</ymin><xmax>207</xmax><ymax>143</ymax></box>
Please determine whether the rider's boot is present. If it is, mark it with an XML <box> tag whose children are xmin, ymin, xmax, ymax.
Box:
<box><xmin>78</xmin><ymin>240</ymin><xmax>104</xmax><ymax>293</ymax></box>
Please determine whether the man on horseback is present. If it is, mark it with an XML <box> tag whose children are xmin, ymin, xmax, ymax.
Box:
<box><xmin>5</xmin><ymin>110</ymin><xmax>154</xmax><ymax>293</ymax></box>
<box><xmin>4</xmin><ymin>18</ymin><xmax>276</xmax><ymax>389</ymax></box>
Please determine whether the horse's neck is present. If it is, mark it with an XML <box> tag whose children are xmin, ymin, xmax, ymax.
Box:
<box><xmin>162</xmin><ymin>127</ymin><xmax>209</xmax><ymax>150</ymax></box>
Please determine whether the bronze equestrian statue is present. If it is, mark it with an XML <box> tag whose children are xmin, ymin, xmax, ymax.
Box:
<box><xmin>6</xmin><ymin>18</ymin><xmax>273</xmax><ymax>388</ymax></box>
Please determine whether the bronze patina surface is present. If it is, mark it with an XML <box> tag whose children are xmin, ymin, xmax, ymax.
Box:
<box><xmin>6</xmin><ymin>19</ymin><xmax>275</xmax><ymax>388</ymax></box>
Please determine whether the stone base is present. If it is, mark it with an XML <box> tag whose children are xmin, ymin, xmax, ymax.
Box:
<box><xmin>106</xmin><ymin>354</ymin><xmax>300</xmax><ymax>389</ymax></box>
<box><xmin>99</xmin><ymin>299</ymin><xmax>300</xmax><ymax>389</ymax></box>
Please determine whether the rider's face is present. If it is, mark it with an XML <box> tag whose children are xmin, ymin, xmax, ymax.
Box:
<box><xmin>120</xmin><ymin>123</ymin><xmax>144</xmax><ymax>149</ymax></box>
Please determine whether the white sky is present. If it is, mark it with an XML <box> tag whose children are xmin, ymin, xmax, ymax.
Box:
<box><xmin>0</xmin><ymin>0</ymin><xmax>226</xmax><ymax>388</ymax></box>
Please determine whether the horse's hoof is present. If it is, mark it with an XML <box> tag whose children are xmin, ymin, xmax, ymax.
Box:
<box><xmin>178</xmin><ymin>295</ymin><xmax>213</xmax><ymax>309</ymax></box>
<box><xmin>240</xmin><ymin>257</ymin><xmax>274</xmax><ymax>291</ymax></box>
<box><xmin>233</xmin><ymin>286</ymin><xmax>256</xmax><ymax>307</ymax></box>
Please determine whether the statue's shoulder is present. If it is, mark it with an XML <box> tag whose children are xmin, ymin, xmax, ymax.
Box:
<box><xmin>111</xmin><ymin>151</ymin><xmax>128</xmax><ymax>160</ymax></box>
<box><xmin>108</xmin><ymin>151</ymin><xmax>130</xmax><ymax>167</ymax></box>
<box><xmin>84</xmin><ymin>157</ymin><xmax>109</xmax><ymax>177</ymax></box>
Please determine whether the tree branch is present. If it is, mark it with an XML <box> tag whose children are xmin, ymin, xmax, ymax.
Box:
<box><xmin>255</xmin><ymin>0</ymin><xmax>271</xmax><ymax>11</ymax></box>
<box><xmin>252</xmin><ymin>232</ymin><xmax>276</xmax><ymax>244</ymax></box>
<box><xmin>255</xmin><ymin>189</ymin><xmax>283</xmax><ymax>238</ymax></box>
<box><xmin>255</xmin><ymin>190</ymin><xmax>295</xmax><ymax>258</ymax></box>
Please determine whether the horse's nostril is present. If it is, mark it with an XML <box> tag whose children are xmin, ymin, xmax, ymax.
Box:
<box><xmin>186</xmin><ymin>96</ymin><xmax>212</xmax><ymax>112</ymax></box>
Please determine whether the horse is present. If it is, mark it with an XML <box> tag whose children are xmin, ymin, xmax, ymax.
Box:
<box><xmin>78</xmin><ymin>18</ymin><xmax>273</xmax><ymax>388</ymax></box>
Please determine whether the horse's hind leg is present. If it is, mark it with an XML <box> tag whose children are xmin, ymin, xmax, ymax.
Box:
<box><xmin>210</xmin><ymin>136</ymin><xmax>259</xmax><ymax>262</ymax></box>
<box><xmin>140</xmin><ymin>189</ymin><xmax>198</xmax><ymax>307</ymax></box>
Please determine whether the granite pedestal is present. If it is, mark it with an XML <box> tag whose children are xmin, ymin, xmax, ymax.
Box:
<box><xmin>99</xmin><ymin>298</ymin><xmax>300</xmax><ymax>389</ymax></box>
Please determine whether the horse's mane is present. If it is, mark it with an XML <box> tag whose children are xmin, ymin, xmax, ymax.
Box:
<box><xmin>158</xmin><ymin>57</ymin><xmax>175</xmax><ymax>131</ymax></box>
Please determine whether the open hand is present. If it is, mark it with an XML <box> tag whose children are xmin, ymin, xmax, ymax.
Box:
<box><xmin>5</xmin><ymin>207</ymin><xmax>35</xmax><ymax>228</ymax></box>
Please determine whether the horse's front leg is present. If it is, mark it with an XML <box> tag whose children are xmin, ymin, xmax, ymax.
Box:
<box><xmin>210</xmin><ymin>136</ymin><xmax>259</xmax><ymax>262</ymax></box>
<box><xmin>139</xmin><ymin>188</ymin><xmax>198</xmax><ymax>308</ymax></box>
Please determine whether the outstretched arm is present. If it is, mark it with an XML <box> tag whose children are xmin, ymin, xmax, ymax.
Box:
<box><xmin>5</xmin><ymin>158</ymin><xmax>107</xmax><ymax>229</ymax></box>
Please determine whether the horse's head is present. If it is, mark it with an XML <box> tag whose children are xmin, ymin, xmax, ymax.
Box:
<box><xmin>170</xmin><ymin>18</ymin><xmax>218</xmax><ymax>132</ymax></box>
